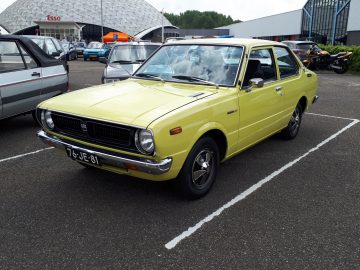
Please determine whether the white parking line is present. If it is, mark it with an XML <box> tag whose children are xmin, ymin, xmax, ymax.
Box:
<box><xmin>165</xmin><ymin>115</ymin><xmax>360</xmax><ymax>250</ymax></box>
<box><xmin>306</xmin><ymin>112</ymin><xmax>358</xmax><ymax>121</ymax></box>
<box><xmin>0</xmin><ymin>147</ymin><xmax>54</xmax><ymax>164</ymax></box>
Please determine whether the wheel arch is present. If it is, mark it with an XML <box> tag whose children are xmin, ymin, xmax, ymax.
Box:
<box><xmin>299</xmin><ymin>96</ymin><xmax>308</xmax><ymax>113</ymax></box>
<box><xmin>189</xmin><ymin>123</ymin><xmax>228</xmax><ymax>162</ymax></box>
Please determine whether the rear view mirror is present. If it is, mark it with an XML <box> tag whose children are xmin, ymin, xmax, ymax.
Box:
<box><xmin>99</xmin><ymin>57</ymin><xmax>108</xmax><ymax>64</ymax></box>
<box><xmin>51</xmin><ymin>51</ymin><xmax>61</xmax><ymax>57</ymax></box>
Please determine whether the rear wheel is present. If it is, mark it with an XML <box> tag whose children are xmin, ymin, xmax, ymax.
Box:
<box><xmin>176</xmin><ymin>137</ymin><xmax>219</xmax><ymax>199</ymax></box>
<box><xmin>281</xmin><ymin>103</ymin><xmax>302</xmax><ymax>140</ymax></box>
<box><xmin>334</xmin><ymin>61</ymin><xmax>348</xmax><ymax>74</ymax></box>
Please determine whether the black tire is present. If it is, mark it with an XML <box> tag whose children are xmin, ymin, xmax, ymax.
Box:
<box><xmin>334</xmin><ymin>61</ymin><xmax>348</xmax><ymax>74</ymax></box>
<box><xmin>281</xmin><ymin>103</ymin><xmax>303</xmax><ymax>140</ymax></box>
<box><xmin>176</xmin><ymin>137</ymin><xmax>219</xmax><ymax>199</ymax></box>
<box><xmin>31</xmin><ymin>110</ymin><xmax>40</xmax><ymax>125</ymax></box>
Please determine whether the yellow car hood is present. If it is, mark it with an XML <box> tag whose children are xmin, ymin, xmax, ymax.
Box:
<box><xmin>40</xmin><ymin>79</ymin><xmax>216</xmax><ymax>127</ymax></box>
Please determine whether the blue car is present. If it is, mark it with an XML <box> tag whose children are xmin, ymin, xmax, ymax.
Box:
<box><xmin>83</xmin><ymin>42</ymin><xmax>110</xmax><ymax>61</ymax></box>
<box><xmin>74</xmin><ymin>41</ymin><xmax>87</xmax><ymax>57</ymax></box>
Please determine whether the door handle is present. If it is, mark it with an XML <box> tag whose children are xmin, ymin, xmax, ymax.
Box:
<box><xmin>32</xmin><ymin>72</ymin><xmax>41</xmax><ymax>77</ymax></box>
<box><xmin>275</xmin><ymin>86</ymin><xmax>282</xmax><ymax>91</ymax></box>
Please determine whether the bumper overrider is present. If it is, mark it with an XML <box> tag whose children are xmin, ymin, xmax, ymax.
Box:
<box><xmin>37</xmin><ymin>130</ymin><xmax>172</xmax><ymax>175</ymax></box>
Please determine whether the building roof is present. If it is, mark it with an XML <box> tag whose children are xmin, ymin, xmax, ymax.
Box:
<box><xmin>166</xmin><ymin>38</ymin><xmax>284</xmax><ymax>47</ymax></box>
<box><xmin>0</xmin><ymin>0</ymin><xmax>172</xmax><ymax>36</ymax></box>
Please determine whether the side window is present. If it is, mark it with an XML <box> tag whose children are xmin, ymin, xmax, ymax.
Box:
<box><xmin>52</xmin><ymin>39</ymin><xmax>63</xmax><ymax>52</ymax></box>
<box><xmin>275</xmin><ymin>47</ymin><xmax>299</xmax><ymax>79</ymax></box>
<box><xmin>0</xmin><ymin>41</ymin><xmax>26</xmax><ymax>73</ymax></box>
<box><xmin>45</xmin><ymin>39</ymin><xmax>58</xmax><ymax>55</ymax></box>
<box><xmin>19</xmin><ymin>45</ymin><xmax>38</xmax><ymax>69</ymax></box>
<box><xmin>243</xmin><ymin>48</ymin><xmax>277</xmax><ymax>87</ymax></box>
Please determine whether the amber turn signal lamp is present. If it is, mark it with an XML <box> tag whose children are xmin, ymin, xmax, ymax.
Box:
<box><xmin>125</xmin><ymin>163</ymin><xmax>138</xmax><ymax>171</ymax></box>
<box><xmin>170</xmin><ymin>127</ymin><xmax>182</xmax><ymax>135</ymax></box>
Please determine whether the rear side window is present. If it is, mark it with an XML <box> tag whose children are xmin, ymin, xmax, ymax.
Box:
<box><xmin>0</xmin><ymin>41</ymin><xmax>26</xmax><ymax>73</ymax></box>
<box><xmin>275</xmin><ymin>47</ymin><xmax>299</xmax><ymax>79</ymax></box>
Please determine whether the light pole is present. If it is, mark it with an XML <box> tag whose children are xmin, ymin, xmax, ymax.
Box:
<box><xmin>101</xmin><ymin>0</ymin><xmax>104</xmax><ymax>42</ymax></box>
<box><xmin>161</xmin><ymin>8</ymin><xmax>164</xmax><ymax>43</ymax></box>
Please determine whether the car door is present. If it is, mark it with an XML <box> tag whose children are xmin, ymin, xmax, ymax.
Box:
<box><xmin>0</xmin><ymin>40</ymin><xmax>43</xmax><ymax>119</ymax></box>
<box><xmin>273</xmin><ymin>46</ymin><xmax>304</xmax><ymax>121</ymax></box>
<box><xmin>237</xmin><ymin>47</ymin><xmax>284</xmax><ymax>150</ymax></box>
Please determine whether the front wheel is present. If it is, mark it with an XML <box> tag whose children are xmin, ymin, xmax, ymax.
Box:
<box><xmin>281</xmin><ymin>103</ymin><xmax>303</xmax><ymax>140</ymax></box>
<box><xmin>176</xmin><ymin>137</ymin><xmax>219</xmax><ymax>199</ymax></box>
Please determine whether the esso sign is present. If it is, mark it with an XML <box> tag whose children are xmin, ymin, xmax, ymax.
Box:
<box><xmin>47</xmin><ymin>15</ymin><xmax>61</xmax><ymax>21</ymax></box>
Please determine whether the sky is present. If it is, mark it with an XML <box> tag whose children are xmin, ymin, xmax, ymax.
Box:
<box><xmin>0</xmin><ymin>0</ymin><xmax>308</xmax><ymax>21</ymax></box>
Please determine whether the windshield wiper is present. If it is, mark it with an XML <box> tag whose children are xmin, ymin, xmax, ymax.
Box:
<box><xmin>135</xmin><ymin>59</ymin><xmax>146</xmax><ymax>62</ymax></box>
<box><xmin>172</xmin><ymin>75</ymin><xmax>219</xmax><ymax>88</ymax></box>
<box><xmin>111</xmin><ymin>60</ymin><xmax>136</xmax><ymax>64</ymax></box>
<box><xmin>134</xmin><ymin>73</ymin><xmax>164</xmax><ymax>82</ymax></box>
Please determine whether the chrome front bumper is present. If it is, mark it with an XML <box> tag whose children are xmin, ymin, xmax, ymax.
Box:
<box><xmin>312</xmin><ymin>95</ymin><xmax>319</xmax><ymax>104</ymax></box>
<box><xmin>37</xmin><ymin>130</ymin><xmax>172</xmax><ymax>175</ymax></box>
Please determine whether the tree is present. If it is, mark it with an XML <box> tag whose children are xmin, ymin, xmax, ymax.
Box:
<box><xmin>164</xmin><ymin>10</ymin><xmax>241</xmax><ymax>29</ymax></box>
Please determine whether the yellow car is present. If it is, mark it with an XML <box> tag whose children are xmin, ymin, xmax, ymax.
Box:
<box><xmin>37</xmin><ymin>39</ymin><xmax>318</xmax><ymax>199</ymax></box>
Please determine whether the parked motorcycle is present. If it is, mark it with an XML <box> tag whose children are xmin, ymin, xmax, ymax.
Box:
<box><xmin>303</xmin><ymin>44</ymin><xmax>352</xmax><ymax>74</ymax></box>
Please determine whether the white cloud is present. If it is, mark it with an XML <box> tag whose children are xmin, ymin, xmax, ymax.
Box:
<box><xmin>1</xmin><ymin>0</ymin><xmax>308</xmax><ymax>21</ymax></box>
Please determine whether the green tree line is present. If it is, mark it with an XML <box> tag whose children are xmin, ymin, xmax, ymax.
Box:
<box><xmin>164</xmin><ymin>10</ymin><xmax>241</xmax><ymax>29</ymax></box>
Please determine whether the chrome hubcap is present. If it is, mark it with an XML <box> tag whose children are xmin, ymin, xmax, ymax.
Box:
<box><xmin>290</xmin><ymin>107</ymin><xmax>300</xmax><ymax>134</ymax></box>
<box><xmin>192</xmin><ymin>149</ymin><xmax>214</xmax><ymax>188</ymax></box>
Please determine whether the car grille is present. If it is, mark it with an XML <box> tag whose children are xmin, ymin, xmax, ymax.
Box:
<box><xmin>51</xmin><ymin>112</ymin><xmax>138</xmax><ymax>152</ymax></box>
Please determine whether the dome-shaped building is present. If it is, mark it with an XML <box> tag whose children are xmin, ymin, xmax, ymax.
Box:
<box><xmin>0</xmin><ymin>0</ymin><xmax>174</xmax><ymax>41</ymax></box>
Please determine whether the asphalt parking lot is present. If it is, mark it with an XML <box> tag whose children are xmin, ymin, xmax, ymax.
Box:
<box><xmin>0</xmin><ymin>59</ymin><xmax>359</xmax><ymax>269</ymax></box>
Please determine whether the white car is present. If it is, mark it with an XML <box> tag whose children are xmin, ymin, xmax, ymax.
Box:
<box><xmin>0</xmin><ymin>35</ymin><xmax>68</xmax><ymax>121</ymax></box>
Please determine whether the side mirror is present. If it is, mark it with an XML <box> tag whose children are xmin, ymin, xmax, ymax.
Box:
<box><xmin>99</xmin><ymin>57</ymin><xmax>108</xmax><ymax>64</ymax></box>
<box><xmin>249</xmin><ymin>78</ymin><xmax>264</xmax><ymax>88</ymax></box>
<box><xmin>51</xmin><ymin>51</ymin><xmax>61</xmax><ymax>57</ymax></box>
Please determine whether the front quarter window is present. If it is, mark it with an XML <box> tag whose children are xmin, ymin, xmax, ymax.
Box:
<box><xmin>134</xmin><ymin>44</ymin><xmax>243</xmax><ymax>87</ymax></box>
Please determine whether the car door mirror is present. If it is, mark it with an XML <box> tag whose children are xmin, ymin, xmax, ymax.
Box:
<box><xmin>99</xmin><ymin>57</ymin><xmax>108</xmax><ymax>64</ymax></box>
<box><xmin>249</xmin><ymin>78</ymin><xmax>264</xmax><ymax>88</ymax></box>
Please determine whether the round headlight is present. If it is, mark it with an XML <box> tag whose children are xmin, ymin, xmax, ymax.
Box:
<box><xmin>41</xmin><ymin>110</ymin><xmax>54</xmax><ymax>130</ymax></box>
<box><xmin>135</xmin><ymin>129</ymin><xmax>155</xmax><ymax>154</ymax></box>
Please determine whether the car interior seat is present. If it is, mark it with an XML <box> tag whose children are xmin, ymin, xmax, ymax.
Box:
<box><xmin>242</xmin><ymin>59</ymin><xmax>264</xmax><ymax>87</ymax></box>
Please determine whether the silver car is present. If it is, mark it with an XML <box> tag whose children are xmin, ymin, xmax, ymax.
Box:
<box><xmin>24</xmin><ymin>35</ymin><xmax>68</xmax><ymax>72</ymax></box>
<box><xmin>100</xmin><ymin>41</ymin><xmax>161</xmax><ymax>83</ymax></box>
<box><xmin>0</xmin><ymin>35</ymin><xmax>68</xmax><ymax>120</ymax></box>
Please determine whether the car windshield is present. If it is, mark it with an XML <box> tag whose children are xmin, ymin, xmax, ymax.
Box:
<box><xmin>76</xmin><ymin>42</ymin><xmax>86</xmax><ymax>47</ymax></box>
<box><xmin>297</xmin><ymin>43</ymin><xmax>317</xmax><ymax>50</ymax></box>
<box><xmin>30</xmin><ymin>38</ymin><xmax>46</xmax><ymax>50</ymax></box>
<box><xmin>87</xmin><ymin>42</ymin><xmax>103</xmax><ymax>49</ymax></box>
<box><xmin>133</xmin><ymin>44</ymin><xmax>243</xmax><ymax>87</ymax></box>
<box><xmin>109</xmin><ymin>44</ymin><xmax>160</xmax><ymax>64</ymax></box>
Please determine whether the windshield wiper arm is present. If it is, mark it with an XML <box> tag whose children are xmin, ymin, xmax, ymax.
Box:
<box><xmin>172</xmin><ymin>75</ymin><xmax>219</xmax><ymax>88</ymax></box>
<box><xmin>111</xmin><ymin>60</ymin><xmax>136</xmax><ymax>64</ymax></box>
<box><xmin>134</xmin><ymin>73</ymin><xmax>164</xmax><ymax>82</ymax></box>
